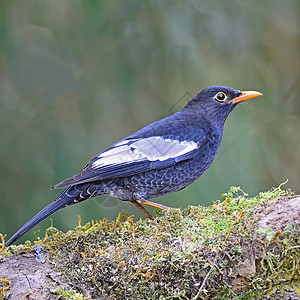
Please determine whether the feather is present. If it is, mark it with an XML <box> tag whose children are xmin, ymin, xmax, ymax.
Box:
<box><xmin>52</xmin><ymin>137</ymin><xmax>200</xmax><ymax>189</ymax></box>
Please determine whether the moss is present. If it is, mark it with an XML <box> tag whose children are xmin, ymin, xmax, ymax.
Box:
<box><xmin>0</xmin><ymin>277</ymin><xmax>11</xmax><ymax>300</ymax></box>
<box><xmin>54</xmin><ymin>288</ymin><xmax>88</xmax><ymax>300</ymax></box>
<box><xmin>4</xmin><ymin>184</ymin><xmax>299</xmax><ymax>299</ymax></box>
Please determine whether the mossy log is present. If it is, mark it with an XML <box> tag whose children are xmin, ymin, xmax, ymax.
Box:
<box><xmin>0</xmin><ymin>186</ymin><xmax>299</xmax><ymax>300</ymax></box>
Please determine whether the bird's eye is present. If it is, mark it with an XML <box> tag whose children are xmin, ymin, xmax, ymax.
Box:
<box><xmin>215</xmin><ymin>92</ymin><xmax>227</xmax><ymax>102</ymax></box>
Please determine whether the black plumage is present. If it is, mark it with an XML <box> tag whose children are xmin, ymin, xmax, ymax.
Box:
<box><xmin>5</xmin><ymin>86</ymin><xmax>262</xmax><ymax>246</ymax></box>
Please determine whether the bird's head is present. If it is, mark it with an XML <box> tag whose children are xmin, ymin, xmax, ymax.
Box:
<box><xmin>185</xmin><ymin>86</ymin><xmax>263</xmax><ymax>125</ymax></box>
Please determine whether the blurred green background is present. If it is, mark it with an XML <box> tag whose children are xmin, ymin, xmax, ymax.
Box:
<box><xmin>1</xmin><ymin>0</ymin><xmax>299</xmax><ymax>244</ymax></box>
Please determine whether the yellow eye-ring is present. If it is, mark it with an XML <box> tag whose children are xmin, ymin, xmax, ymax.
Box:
<box><xmin>215</xmin><ymin>92</ymin><xmax>227</xmax><ymax>102</ymax></box>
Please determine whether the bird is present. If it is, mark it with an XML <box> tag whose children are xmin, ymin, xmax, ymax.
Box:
<box><xmin>5</xmin><ymin>86</ymin><xmax>262</xmax><ymax>246</ymax></box>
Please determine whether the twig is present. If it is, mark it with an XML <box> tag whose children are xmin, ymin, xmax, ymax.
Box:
<box><xmin>192</xmin><ymin>266</ymin><xmax>213</xmax><ymax>300</ymax></box>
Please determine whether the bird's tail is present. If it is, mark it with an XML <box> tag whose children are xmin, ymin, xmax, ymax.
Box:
<box><xmin>5</xmin><ymin>187</ymin><xmax>83</xmax><ymax>246</ymax></box>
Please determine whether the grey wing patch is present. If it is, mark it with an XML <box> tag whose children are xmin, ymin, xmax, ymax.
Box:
<box><xmin>92</xmin><ymin>137</ymin><xmax>198</xmax><ymax>168</ymax></box>
<box><xmin>131</xmin><ymin>137</ymin><xmax>198</xmax><ymax>161</ymax></box>
<box><xmin>92</xmin><ymin>139</ymin><xmax>143</xmax><ymax>168</ymax></box>
<box><xmin>53</xmin><ymin>137</ymin><xmax>199</xmax><ymax>189</ymax></box>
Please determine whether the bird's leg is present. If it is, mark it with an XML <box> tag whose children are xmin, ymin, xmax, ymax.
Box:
<box><xmin>131</xmin><ymin>199</ymin><xmax>170</xmax><ymax>220</ymax></box>
<box><xmin>131</xmin><ymin>200</ymin><xmax>154</xmax><ymax>220</ymax></box>
<box><xmin>136</xmin><ymin>199</ymin><xmax>170</xmax><ymax>211</ymax></box>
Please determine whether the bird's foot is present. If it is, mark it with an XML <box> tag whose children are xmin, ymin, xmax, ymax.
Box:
<box><xmin>136</xmin><ymin>199</ymin><xmax>170</xmax><ymax>211</ymax></box>
<box><xmin>131</xmin><ymin>199</ymin><xmax>170</xmax><ymax>220</ymax></box>
<box><xmin>131</xmin><ymin>200</ymin><xmax>154</xmax><ymax>220</ymax></box>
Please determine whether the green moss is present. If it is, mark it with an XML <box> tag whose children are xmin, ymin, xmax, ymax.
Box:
<box><xmin>251</xmin><ymin>230</ymin><xmax>300</xmax><ymax>298</ymax></box>
<box><xmin>4</xmin><ymin>184</ymin><xmax>299</xmax><ymax>299</ymax></box>
<box><xmin>55</xmin><ymin>288</ymin><xmax>88</xmax><ymax>300</ymax></box>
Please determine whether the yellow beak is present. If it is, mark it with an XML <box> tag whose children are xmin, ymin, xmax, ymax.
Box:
<box><xmin>228</xmin><ymin>90</ymin><xmax>263</xmax><ymax>104</ymax></box>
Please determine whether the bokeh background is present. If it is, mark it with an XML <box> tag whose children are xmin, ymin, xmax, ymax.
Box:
<box><xmin>1</xmin><ymin>0</ymin><xmax>299</xmax><ymax>244</ymax></box>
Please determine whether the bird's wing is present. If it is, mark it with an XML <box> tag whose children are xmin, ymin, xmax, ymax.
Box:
<box><xmin>52</xmin><ymin>136</ymin><xmax>201</xmax><ymax>189</ymax></box>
